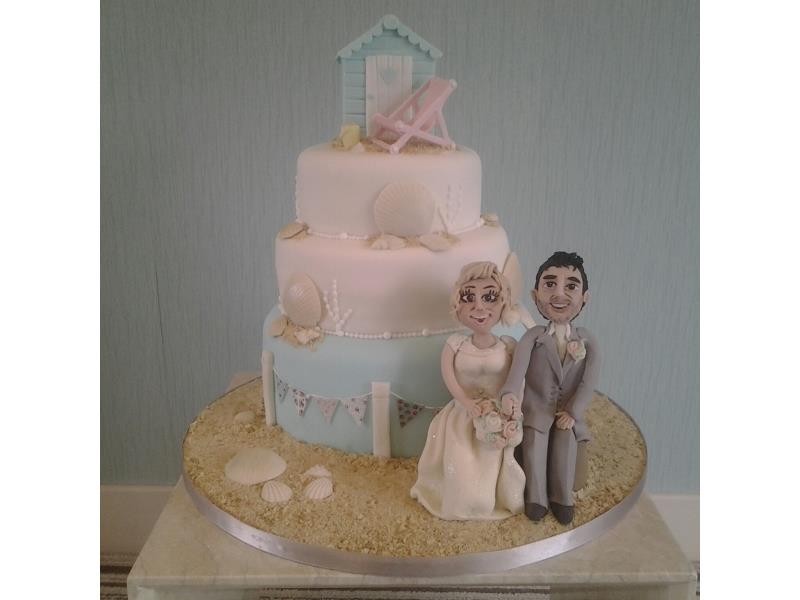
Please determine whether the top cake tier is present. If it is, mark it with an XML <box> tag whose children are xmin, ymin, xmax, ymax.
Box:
<box><xmin>295</xmin><ymin>144</ymin><xmax>482</xmax><ymax>239</ymax></box>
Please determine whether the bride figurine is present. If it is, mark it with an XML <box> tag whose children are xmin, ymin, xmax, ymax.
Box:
<box><xmin>411</xmin><ymin>262</ymin><xmax>526</xmax><ymax>520</ymax></box>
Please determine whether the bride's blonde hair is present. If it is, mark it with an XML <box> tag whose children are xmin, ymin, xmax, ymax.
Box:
<box><xmin>449</xmin><ymin>261</ymin><xmax>519</xmax><ymax>326</ymax></box>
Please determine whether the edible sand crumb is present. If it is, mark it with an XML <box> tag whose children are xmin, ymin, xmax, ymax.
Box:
<box><xmin>183</xmin><ymin>378</ymin><xmax>646</xmax><ymax>558</ymax></box>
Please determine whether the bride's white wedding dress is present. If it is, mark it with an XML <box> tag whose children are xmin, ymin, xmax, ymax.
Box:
<box><xmin>410</xmin><ymin>334</ymin><xmax>526</xmax><ymax>520</ymax></box>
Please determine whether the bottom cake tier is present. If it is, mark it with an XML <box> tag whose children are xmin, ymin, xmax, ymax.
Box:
<box><xmin>262</xmin><ymin>305</ymin><xmax>527</xmax><ymax>457</ymax></box>
<box><xmin>182</xmin><ymin>378</ymin><xmax>647</xmax><ymax>575</ymax></box>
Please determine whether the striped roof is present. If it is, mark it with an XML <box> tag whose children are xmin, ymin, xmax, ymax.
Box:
<box><xmin>337</xmin><ymin>14</ymin><xmax>443</xmax><ymax>60</ymax></box>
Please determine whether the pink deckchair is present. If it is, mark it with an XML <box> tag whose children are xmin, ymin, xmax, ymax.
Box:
<box><xmin>370</xmin><ymin>77</ymin><xmax>457</xmax><ymax>154</ymax></box>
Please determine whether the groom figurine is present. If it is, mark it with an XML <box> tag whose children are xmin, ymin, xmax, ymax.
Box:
<box><xmin>500</xmin><ymin>251</ymin><xmax>600</xmax><ymax>525</ymax></box>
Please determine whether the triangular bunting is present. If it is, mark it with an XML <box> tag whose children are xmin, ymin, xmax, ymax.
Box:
<box><xmin>275</xmin><ymin>378</ymin><xmax>289</xmax><ymax>403</ymax></box>
<box><xmin>272</xmin><ymin>370</ymin><xmax>449</xmax><ymax>429</ymax></box>
<box><xmin>397</xmin><ymin>398</ymin><xmax>424</xmax><ymax>428</ymax></box>
<box><xmin>293</xmin><ymin>389</ymin><xmax>308</xmax><ymax>416</ymax></box>
<box><xmin>341</xmin><ymin>397</ymin><xmax>368</xmax><ymax>426</ymax></box>
<box><xmin>315</xmin><ymin>397</ymin><xmax>339</xmax><ymax>424</ymax></box>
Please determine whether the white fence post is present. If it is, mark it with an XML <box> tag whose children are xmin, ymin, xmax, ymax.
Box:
<box><xmin>371</xmin><ymin>381</ymin><xmax>391</xmax><ymax>458</ymax></box>
<box><xmin>261</xmin><ymin>350</ymin><xmax>276</xmax><ymax>426</ymax></box>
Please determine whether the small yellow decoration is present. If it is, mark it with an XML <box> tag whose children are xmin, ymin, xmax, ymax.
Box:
<box><xmin>338</xmin><ymin>123</ymin><xmax>361</xmax><ymax>150</ymax></box>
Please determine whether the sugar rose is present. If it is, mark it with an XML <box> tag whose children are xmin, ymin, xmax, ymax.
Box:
<box><xmin>477</xmin><ymin>399</ymin><xmax>495</xmax><ymax>417</ymax></box>
<box><xmin>484</xmin><ymin>413</ymin><xmax>503</xmax><ymax>433</ymax></box>
<box><xmin>500</xmin><ymin>395</ymin><xmax>514</xmax><ymax>416</ymax></box>
<box><xmin>567</xmin><ymin>339</ymin><xmax>586</xmax><ymax>361</ymax></box>
<box><xmin>503</xmin><ymin>419</ymin><xmax>519</xmax><ymax>439</ymax></box>
<box><xmin>503</xmin><ymin>420</ymin><xmax>522</xmax><ymax>446</ymax></box>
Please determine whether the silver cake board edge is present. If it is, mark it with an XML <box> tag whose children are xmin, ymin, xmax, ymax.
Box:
<box><xmin>182</xmin><ymin>396</ymin><xmax>647</xmax><ymax>577</ymax></box>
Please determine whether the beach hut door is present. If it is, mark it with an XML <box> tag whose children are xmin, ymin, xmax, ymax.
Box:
<box><xmin>365</xmin><ymin>55</ymin><xmax>412</xmax><ymax>136</ymax></box>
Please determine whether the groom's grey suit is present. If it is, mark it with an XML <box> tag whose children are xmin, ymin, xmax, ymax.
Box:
<box><xmin>500</xmin><ymin>324</ymin><xmax>600</xmax><ymax>508</ymax></box>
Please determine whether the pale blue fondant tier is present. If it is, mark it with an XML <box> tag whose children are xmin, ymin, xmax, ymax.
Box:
<box><xmin>262</xmin><ymin>305</ymin><xmax>527</xmax><ymax>457</ymax></box>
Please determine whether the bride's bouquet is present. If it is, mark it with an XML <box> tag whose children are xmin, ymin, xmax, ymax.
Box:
<box><xmin>472</xmin><ymin>396</ymin><xmax>523</xmax><ymax>450</ymax></box>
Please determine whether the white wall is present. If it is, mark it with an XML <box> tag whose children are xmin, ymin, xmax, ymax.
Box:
<box><xmin>101</xmin><ymin>0</ymin><xmax>698</xmax><ymax>493</ymax></box>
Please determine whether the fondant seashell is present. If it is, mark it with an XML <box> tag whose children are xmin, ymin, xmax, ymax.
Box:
<box><xmin>374</xmin><ymin>182</ymin><xmax>436</xmax><ymax>237</ymax></box>
<box><xmin>282</xmin><ymin>273</ymin><xmax>322</xmax><ymax>327</ymax></box>
<box><xmin>303</xmin><ymin>464</ymin><xmax>332</xmax><ymax>478</ymax></box>
<box><xmin>268</xmin><ymin>314</ymin><xmax>288</xmax><ymax>337</ymax></box>
<box><xmin>370</xmin><ymin>234</ymin><xmax>407</xmax><ymax>250</ymax></box>
<box><xmin>293</xmin><ymin>326</ymin><xmax>321</xmax><ymax>346</ymax></box>
<box><xmin>261</xmin><ymin>480</ymin><xmax>293</xmax><ymax>503</ymax></box>
<box><xmin>502</xmin><ymin>252</ymin><xmax>523</xmax><ymax>303</ymax></box>
<box><xmin>304</xmin><ymin>477</ymin><xmax>333</xmax><ymax>500</ymax></box>
<box><xmin>233</xmin><ymin>410</ymin><xmax>255</xmax><ymax>424</ymax></box>
<box><xmin>482</xmin><ymin>213</ymin><xmax>500</xmax><ymax>227</ymax></box>
<box><xmin>278</xmin><ymin>221</ymin><xmax>307</xmax><ymax>239</ymax></box>
<box><xmin>418</xmin><ymin>233</ymin><xmax>454</xmax><ymax>252</ymax></box>
<box><xmin>224</xmin><ymin>448</ymin><xmax>287</xmax><ymax>485</ymax></box>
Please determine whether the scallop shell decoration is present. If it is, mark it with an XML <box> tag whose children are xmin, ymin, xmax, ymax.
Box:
<box><xmin>269</xmin><ymin>314</ymin><xmax>288</xmax><ymax>337</ymax></box>
<box><xmin>282</xmin><ymin>273</ymin><xmax>322</xmax><ymax>327</ymax></box>
<box><xmin>418</xmin><ymin>233</ymin><xmax>454</xmax><ymax>252</ymax></box>
<box><xmin>261</xmin><ymin>480</ymin><xmax>293</xmax><ymax>504</ymax></box>
<box><xmin>374</xmin><ymin>182</ymin><xmax>436</xmax><ymax>237</ymax></box>
<box><xmin>482</xmin><ymin>212</ymin><xmax>500</xmax><ymax>227</ymax></box>
<box><xmin>304</xmin><ymin>477</ymin><xmax>333</xmax><ymax>500</ymax></box>
<box><xmin>370</xmin><ymin>234</ymin><xmax>406</xmax><ymax>250</ymax></box>
<box><xmin>233</xmin><ymin>410</ymin><xmax>255</xmax><ymax>424</ymax></box>
<box><xmin>278</xmin><ymin>221</ymin><xmax>308</xmax><ymax>240</ymax></box>
<box><xmin>303</xmin><ymin>464</ymin><xmax>332</xmax><ymax>478</ymax></box>
<box><xmin>224</xmin><ymin>448</ymin><xmax>287</xmax><ymax>485</ymax></box>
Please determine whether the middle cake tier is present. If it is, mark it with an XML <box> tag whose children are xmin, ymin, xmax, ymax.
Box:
<box><xmin>275</xmin><ymin>224</ymin><xmax>513</xmax><ymax>338</ymax></box>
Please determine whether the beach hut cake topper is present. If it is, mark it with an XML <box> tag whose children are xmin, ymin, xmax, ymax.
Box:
<box><xmin>337</xmin><ymin>15</ymin><xmax>457</xmax><ymax>154</ymax></box>
<box><xmin>337</xmin><ymin>15</ymin><xmax>442</xmax><ymax>137</ymax></box>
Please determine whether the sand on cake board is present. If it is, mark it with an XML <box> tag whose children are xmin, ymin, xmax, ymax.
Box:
<box><xmin>183</xmin><ymin>378</ymin><xmax>646</xmax><ymax>558</ymax></box>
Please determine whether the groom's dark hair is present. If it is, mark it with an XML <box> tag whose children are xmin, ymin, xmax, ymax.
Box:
<box><xmin>534</xmin><ymin>251</ymin><xmax>588</xmax><ymax>293</ymax></box>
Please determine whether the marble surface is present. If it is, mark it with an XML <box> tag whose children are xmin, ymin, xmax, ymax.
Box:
<box><xmin>127</xmin><ymin>482</ymin><xmax>695</xmax><ymax>599</ymax></box>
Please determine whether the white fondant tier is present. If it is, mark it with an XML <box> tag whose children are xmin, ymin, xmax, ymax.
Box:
<box><xmin>275</xmin><ymin>225</ymin><xmax>512</xmax><ymax>337</ymax></box>
<box><xmin>295</xmin><ymin>144</ymin><xmax>482</xmax><ymax>238</ymax></box>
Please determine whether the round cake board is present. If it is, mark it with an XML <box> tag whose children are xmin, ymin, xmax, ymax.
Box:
<box><xmin>183</xmin><ymin>378</ymin><xmax>647</xmax><ymax>577</ymax></box>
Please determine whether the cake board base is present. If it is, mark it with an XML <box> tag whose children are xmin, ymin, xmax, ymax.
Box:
<box><xmin>181</xmin><ymin>376</ymin><xmax>649</xmax><ymax>576</ymax></box>
<box><xmin>129</xmin><ymin>481</ymin><xmax>696</xmax><ymax>600</ymax></box>
<box><xmin>183</xmin><ymin>467</ymin><xmax>644</xmax><ymax>577</ymax></box>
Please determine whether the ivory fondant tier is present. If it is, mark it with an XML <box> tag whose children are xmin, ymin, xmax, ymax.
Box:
<box><xmin>275</xmin><ymin>225</ymin><xmax>512</xmax><ymax>336</ymax></box>
<box><xmin>295</xmin><ymin>144</ymin><xmax>482</xmax><ymax>237</ymax></box>
<box><xmin>263</xmin><ymin>305</ymin><xmax>526</xmax><ymax>457</ymax></box>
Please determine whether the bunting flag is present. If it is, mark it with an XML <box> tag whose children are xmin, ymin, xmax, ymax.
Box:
<box><xmin>276</xmin><ymin>378</ymin><xmax>289</xmax><ymax>403</ymax></box>
<box><xmin>341</xmin><ymin>397</ymin><xmax>368</xmax><ymax>426</ymax></box>
<box><xmin>293</xmin><ymin>389</ymin><xmax>308</xmax><ymax>416</ymax></box>
<box><xmin>273</xmin><ymin>369</ymin><xmax>443</xmax><ymax>428</ymax></box>
<box><xmin>397</xmin><ymin>398</ymin><xmax>424</xmax><ymax>428</ymax></box>
<box><xmin>315</xmin><ymin>397</ymin><xmax>339</xmax><ymax>424</ymax></box>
